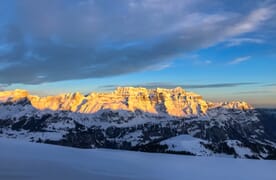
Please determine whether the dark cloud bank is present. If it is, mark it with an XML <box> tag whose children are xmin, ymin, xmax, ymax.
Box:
<box><xmin>0</xmin><ymin>0</ymin><xmax>275</xmax><ymax>84</ymax></box>
<box><xmin>98</xmin><ymin>82</ymin><xmax>258</xmax><ymax>91</ymax></box>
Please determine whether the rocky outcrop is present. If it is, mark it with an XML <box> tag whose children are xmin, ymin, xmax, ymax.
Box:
<box><xmin>0</xmin><ymin>87</ymin><xmax>275</xmax><ymax>159</ymax></box>
<box><xmin>0</xmin><ymin>89</ymin><xmax>29</xmax><ymax>102</ymax></box>
<box><xmin>0</xmin><ymin>87</ymin><xmax>251</xmax><ymax>117</ymax></box>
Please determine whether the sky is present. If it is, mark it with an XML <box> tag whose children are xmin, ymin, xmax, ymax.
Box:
<box><xmin>0</xmin><ymin>0</ymin><xmax>275</xmax><ymax>107</ymax></box>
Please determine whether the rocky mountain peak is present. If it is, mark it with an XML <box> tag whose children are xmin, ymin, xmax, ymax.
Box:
<box><xmin>156</xmin><ymin>86</ymin><xmax>186</xmax><ymax>94</ymax></box>
<box><xmin>0</xmin><ymin>87</ymin><xmax>253</xmax><ymax>117</ymax></box>
<box><xmin>0</xmin><ymin>89</ymin><xmax>29</xmax><ymax>102</ymax></box>
<box><xmin>114</xmin><ymin>87</ymin><xmax>149</xmax><ymax>96</ymax></box>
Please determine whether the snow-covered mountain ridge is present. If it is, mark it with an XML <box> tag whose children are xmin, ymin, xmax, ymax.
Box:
<box><xmin>0</xmin><ymin>87</ymin><xmax>275</xmax><ymax>159</ymax></box>
<box><xmin>0</xmin><ymin>87</ymin><xmax>252</xmax><ymax>117</ymax></box>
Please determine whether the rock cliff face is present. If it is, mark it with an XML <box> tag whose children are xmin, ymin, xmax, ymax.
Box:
<box><xmin>1</xmin><ymin>87</ymin><xmax>274</xmax><ymax>159</ymax></box>
<box><xmin>0</xmin><ymin>87</ymin><xmax>251</xmax><ymax>117</ymax></box>
<box><xmin>0</xmin><ymin>89</ymin><xmax>29</xmax><ymax>102</ymax></box>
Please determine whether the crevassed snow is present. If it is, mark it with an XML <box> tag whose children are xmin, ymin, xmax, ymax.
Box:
<box><xmin>0</xmin><ymin>138</ymin><xmax>275</xmax><ymax>180</ymax></box>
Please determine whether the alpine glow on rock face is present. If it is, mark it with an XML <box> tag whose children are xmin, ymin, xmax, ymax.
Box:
<box><xmin>1</xmin><ymin>1</ymin><xmax>276</xmax><ymax>179</ymax></box>
<box><xmin>0</xmin><ymin>0</ymin><xmax>275</xmax><ymax>108</ymax></box>
<box><xmin>0</xmin><ymin>87</ymin><xmax>252</xmax><ymax>116</ymax></box>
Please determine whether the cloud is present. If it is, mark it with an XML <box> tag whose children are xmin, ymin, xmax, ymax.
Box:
<box><xmin>0</xmin><ymin>83</ymin><xmax>9</xmax><ymax>91</ymax></box>
<box><xmin>224</xmin><ymin>7</ymin><xmax>273</xmax><ymax>36</ymax></box>
<box><xmin>145</xmin><ymin>62</ymin><xmax>172</xmax><ymax>71</ymax></box>
<box><xmin>225</xmin><ymin>38</ymin><xmax>264</xmax><ymax>47</ymax></box>
<box><xmin>228</xmin><ymin>56</ymin><xmax>251</xmax><ymax>65</ymax></box>
<box><xmin>234</xmin><ymin>90</ymin><xmax>272</xmax><ymax>94</ymax></box>
<box><xmin>98</xmin><ymin>82</ymin><xmax>258</xmax><ymax>91</ymax></box>
<box><xmin>0</xmin><ymin>0</ymin><xmax>275</xmax><ymax>84</ymax></box>
<box><xmin>263</xmin><ymin>83</ymin><xmax>276</xmax><ymax>87</ymax></box>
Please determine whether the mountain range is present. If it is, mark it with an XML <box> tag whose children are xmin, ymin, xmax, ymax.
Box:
<box><xmin>0</xmin><ymin>87</ymin><xmax>275</xmax><ymax>159</ymax></box>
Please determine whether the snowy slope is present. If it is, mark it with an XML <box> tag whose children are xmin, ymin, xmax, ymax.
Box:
<box><xmin>0</xmin><ymin>138</ymin><xmax>275</xmax><ymax>180</ymax></box>
<box><xmin>0</xmin><ymin>88</ymin><xmax>276</xmax><ymax>159</ymax></box>
<box><xmin>0</xmin><ymin>101</ymin><xmax>275</xmax><ymax>159</ymax></box>
<box><xmin>160</xmin><ymin>135</ymin><xmax>213</xmax><ymax>156</ymax></box>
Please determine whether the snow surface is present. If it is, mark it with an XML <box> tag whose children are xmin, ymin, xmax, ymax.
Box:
<box><xmin>0</xmin><ymin>138</ymin><xmax>275</xmax><ymax>180</ymax></box>
<box><xmin>226</xmin><ymin>140</ymin><xmax>254</xmax><ymax>158</ymax></box>
<box><xmin>160</xmin><ymin>135</ymin><xmax>213</xmax><ymax>156</ymax></box>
